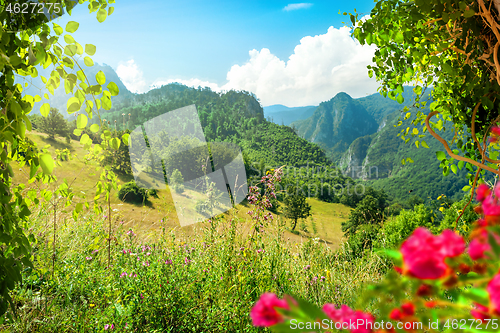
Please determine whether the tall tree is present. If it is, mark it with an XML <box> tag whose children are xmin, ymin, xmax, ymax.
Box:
<box><xmin>39</xmin><ymin>108</ymin><xmax>68</xmax><ymax>140</ymax></box>
<box><xmin>283</xmin><ymin>186</ymin><xmax>312</xmax><ymax>231</ymax></box>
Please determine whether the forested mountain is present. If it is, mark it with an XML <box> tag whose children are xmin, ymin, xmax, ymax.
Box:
<box><xmin>20</xmin><ymin>63</ymin><xmax>134</xmax><ymax>119</ymax></box>
<box><xmin>290</xmin><ymin>92</ymin><xmax>379</xmax><ymax>161</ymax></box>
<box><xmin>98</xmin><ymin>83</ymin><xmax>330</xmax><ymax>167</ymax></box>
<box><xmin>263</xmin><ymin>104</ymin><xmax>316</xmax><ymax>126</ymax></box>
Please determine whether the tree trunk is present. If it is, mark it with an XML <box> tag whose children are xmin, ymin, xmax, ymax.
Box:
<box><xmin>292</xmin><ymin>218</ymin><xmax>298</xmax><ymax>231</ymax></box>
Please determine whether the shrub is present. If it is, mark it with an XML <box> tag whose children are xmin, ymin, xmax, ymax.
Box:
<box><xmin>117</xmin><ymin>181</ymin><xmax>149</xmax><ymax>203</ymax></box>
<box><xmin>170</xmin><ymin>169</ymin><xmax>185</xmax><ymax>193</ymax></box>
<box><xmin>194</xmin><ymin>199</ymin><xmax>208</xmax><ymax>214</ymax></box>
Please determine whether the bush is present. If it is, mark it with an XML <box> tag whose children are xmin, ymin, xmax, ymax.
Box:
<box><xmin>170</xmin><ymin>169</ymin><xmax>185</xmax><ymax>193</ymax></box>
<box><xmin>195</xmin><ymin>200</ymin><xmax>208</xmax><ymax>214</ymax></box>
<box><xmin>375</xmin><ymin>204</ymin><xmax>434</xmax><ymax>250</ymax></box>
<box><xmin>117</xmin><ymin>181</ymin><xmax>149</xmax><ymax>203</ymax></box>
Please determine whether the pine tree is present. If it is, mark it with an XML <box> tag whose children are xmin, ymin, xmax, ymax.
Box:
<box><xmin>39</xmin><ymin>108</ymin><xmax>69</xmax><ymax>140</ymax></box>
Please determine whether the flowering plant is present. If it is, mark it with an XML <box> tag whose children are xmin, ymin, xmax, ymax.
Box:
<box><xmin>250</xmin><ymin>182</ymin><xmax>500</xmax><ymax>332</ymax></box>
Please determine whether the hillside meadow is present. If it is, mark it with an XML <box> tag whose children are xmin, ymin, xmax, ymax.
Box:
<box><xmin>1</xmin><ymin>131</ymin><xmax>382</xmax><ymax>332</ymax></box>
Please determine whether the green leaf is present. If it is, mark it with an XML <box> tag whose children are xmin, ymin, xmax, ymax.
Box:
<box><xmin>85</xmin><ymin>44</ymin><xmax>96</xmax><ymax>56</ymax></box>
<box><xmin>96</xmin><ymin>71</ymin><xmax>106</xmax><ymax>85</ymax></box>
<box><xmin>90</xmin><ymin>124</ymin><xmax>100</xmax><ymax>133</ymax></box>
<box><xmin>73</xmin><ymin>129</ymin><xmax>82</xmax><ymax>136</ymax></box>
<box><xmin>39</xmin><ymin>154</ymin><xmax>55</xmax><ymax>175</ymax></box>
<box><xmin>122</xmin><ymin>133</ymin><xmax>130</xmax><ymax>145</ymax></box>
<box><xmin>64</xmin><ymin>45</ymin><xmax>77</xmax><ymax>57</ymax></box>
<box><xmin>107</xmin><ymin>82</ymin><xmax>119</xmax><ymax>96</ymax></box>
<box><xmin>436</xmin><ymin>151</ymin><xmax>446</xmax><ymax>161</ymax></box>
<box><xmin>421</xmin><ymin>140</ymin><xmax>429</xmax><ymax>148</ymax></box>
<box><xmin>451</xmin><ymin>164</ymin><xmax>458</xmax><ymax>174</ymax></box>
<box><xmin>394</xmin><ymin>31</ymin><xmax>404</xmax><ymax>43</ymax></box>
<box><xmin>65</xmin><ymin>21</ymin><xmax>79</xmax><ymax>33</ymax></box>
<box><xmin>53</xmin><ymin>23</ymin><xmax>63</xmax><ymax>35</ymax></box>
<box><xmin>40</xmin><ymin>103</ymin><xmax>50</xmax><ymax>117</ymax></box>
<box><xmin>77</xmin><ymin>114</ymin><xmax>88</xmax><ymax>129</ymax></box>
<box><xmin>84</xmin><ymin>56</ymin><xmax>94</xmax><ymax>67</ymax></box>
<box><xmin>111</xmin><ymin>137</ymin><xmax>121</xmax><ymax>150</ymax></box>
<box><xmin>108</xmin><ymin>7</ymin><xmax>114</xmax><ymax>15</ymax></box>
<box><xmin>64</xmin><ymin>34</ymin><xmax>75</xmax><ymax>44</ymax></box>
<box><xmin>80</xmin><ymin>134</ymin><xmax>90</xmax><ymax>145</ymax></box>
<box><xmin>397</xmin><ymin>93</ymin><xmax>404</xmax><ymax>104</ymax></box>
<box><xmin>97</xmin><ymin>8</ymin><xmax>107</xmax><ymax>23</ymax></box>
<box><xmin>458</xmin><ymin>160</ymin><xmax>465</xmax><ymax>170</ymax></box>
<box><xmin>67</xmin><ymin>97</ymin><xmax>80</xmax><ymax>114</ymax></box>
<box><xmin>463</xmin><ymin>9</ymin><xmax>475</xmax><ymax>18</ymax></box>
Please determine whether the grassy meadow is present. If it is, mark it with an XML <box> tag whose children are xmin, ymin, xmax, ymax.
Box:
<box><xmin>2</xmin><ymin>132</ymin><xmax>385</xmax><ymax>332</ymax></box>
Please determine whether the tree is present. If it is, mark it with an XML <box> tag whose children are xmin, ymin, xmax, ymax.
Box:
<box><xmin>170</xmin><ymin>169</ymin><xmax>185</xmax><ymax>193</ymax></box>
<box><xmin>39</xmin><ymin>108</ymin><xmax>69</xmax><ymax>140</ymax></box>
<box><xmin>349</xmin><ymin>0</ymin><xmax>500</xmax><ymax>199</ymax></box>
<box><xmin>0</xmin><ymin>0</ymin><xmax>117</xmax><ymax>318</ymax></box>
<box><xmin>283</xmin><ymin>186</ymin><xmax>312</xmax><ymax>231</ymax></box>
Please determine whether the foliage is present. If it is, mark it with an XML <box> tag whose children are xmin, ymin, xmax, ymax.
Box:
<box><xmin>251</xmin><ymin>183</ymin><xmax>500</xmax><ymax>333</ymax></box>
<box><xmin>170</xmin><ymin>169</ymin><xmax>184</xmax><ymax>193</ymax></box>
<box><xmin>0</xmin><ymin>0</ymin><xmax>122</xmax><ymax>318</ymax></box>
<box><xmin>282</xmin><ymin>186</ymin><xmax>312</xmax><ymax>231</ymax></box>
<box><xmin>117</xmin><ymin>181</ymin><xmax>149</xmax><ymax>204</ymax></box>
<box><xmin>341</xmin><ymin>187</ymin><xmax>387</xmax><ymax>238</ymax></box>
<box><xmin>37</xmin><ymin>108</ymin><xmax>69</xmax><ymax>140</ymax></box>
<box><xmin>349</xmin><ymin>0</ymin><xmax>500</xmax><ymax>185</ymax></box>
<box><xmin>101</xmin><ymin>129</ymin><xmax>132</xmax><ymax>175</ymax></box>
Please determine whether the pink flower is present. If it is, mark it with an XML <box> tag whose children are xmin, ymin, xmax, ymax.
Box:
<box><xmin>471</xmin><ymin>303</ymin><xmax>490</xmax><ymax>322</ymax></box>
<box><xmin>487</xmin><ymin>272</ymin><xmax>500</xmax><ymax>312</ymax></box>
<box><xmin>400</xmin><ymin>227</ymin><xmax>464</xmax><ymax>279</ymax></box>
<box><xmin>469</xmin><ymin>229</ymin><xmax>500</xmax><ymax>260</ymax></box>
<box><xmin>323</xmin><ymin>304</ymin><xmax>374</xmax><ymax>333</ymax></box>
<box><xmin>120</xmin><ymin>272</ymin><xmax>127</xmax><ymax>278</ymax></box>
<box><xmin>477</xmin><ymin>184</ymin><xmax>491</xmax><ymax>202</ymax></box>
<box><xmin>250</xmin><ymin>293</ymin><xmax>289</xmax><ymax>327</ymax></box>
<box><xmin>86</xmin><ymin>256</ymin><xmax>92</xmax><ymax>261</ymax></box>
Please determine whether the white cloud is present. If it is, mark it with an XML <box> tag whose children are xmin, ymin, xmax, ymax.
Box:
<box><xmin>220</xmin><ymin>26</ymin><xmax>378</xmax><ymax>106</ymax></box>
<box><xmin>283</xmin><ymin>3</ymin><xmax>313</xmax><ymax>11</ymax></box>
<box><xmin>116</xmin><ymin>59</ymin><xmax>148</xmax><ymax>94</ymax></box>
<box><xmin>146</xmin><ymin>25</ymin><xmax>378</xmax><ymax>107</ymax></box>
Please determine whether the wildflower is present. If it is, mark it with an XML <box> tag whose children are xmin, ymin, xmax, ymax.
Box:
<box><xmin>92</xmin><ymin>249</ymin><xmax>99</xmax><ymax>254</ymax></box>
<box><xmin>487</xmin><ymin>272</ymin><xmax>500</xmax><ymax>312</ymax></box>
<box><xmin>477</xmin><ymin>184</ymin><xmax>491</xmax><ymax>202</ymax></box>
<box><xmin>250</xmin><ymin>293</ymin><xmax>290</xmax><ymax>327</ymax></box>
<box><xmin>140</xmin><ymin>293</ymin><xmax>144</xmax><ymax>299</ymax></box>
<box><xmin>89</xmin><ymin>303</ymin><xmax>95</xmax><ymax>308</ymax></box>
<box><xmin>165</xmin><ymin>259</ymin><xmax>173</xmax><ymax>265</ymax></box>
<box><xmin>184</xmin><ymin>257</ymin><xmax>191</xmax><ymax>265</ymax></box>
<box><xmin>304</xmin><ymin>265</ymin><xmax>311</xmax><ymax>270</ymax></box>
<box><xmin>399</xmin><ymin>227</ymin><xmax>464</xmax><ymax>279</ymax></box>
<box><xmin>471</xmin><ymin>302</ymin><xmax>491</xmax><ymax>322</ymax></box>
<box><xmin>126</xmin><ymin>230</ymin><xmax>135</xmax><ymax>237</ymax></box>
<box><xmin>469</xmin><ymin>229</ymin><xmax>500</xmax><ymax>260</ymax></box>
<box><xmin>120</xmin><ymin>272</ymin><xmax>127</xmax><ymax>278</ymax></box>
<box><xmin>323</xmin><ymin>304</ymin><xmax>374</xmax><ymax>333</ymax></box>
<box><xmin>142</xmin><ymin>261</ymin><xmax>149</xmax><ymax>267</ymax></box>
<box><xmin>86</xmin><ymin>256</ymin><xmax>92</xmax><ymax>261</ymax></box>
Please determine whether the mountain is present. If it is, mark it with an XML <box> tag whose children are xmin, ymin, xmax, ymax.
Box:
<box><xmin>290</xmin><ymin>92</ymin><xmax>379</xmax><ymax>161</ymax></box>
<box><xmin>263</xmin><ymin>104</ymin><xmax>316</xmax><ymax>126</ymax></box>
<box><xmin>19</xmin><ymin>63</ymin><xmax>134</xmax><ymax>119</ymax></box>
<box><xmin>97</xmin><ymin>82</ymin><xmax>330</xmax><ymax>168</ymax></box>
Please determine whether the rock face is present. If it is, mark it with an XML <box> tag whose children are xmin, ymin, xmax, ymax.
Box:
<box><xmin>291</xmin><ymin>92</ymin><xmax>379</xmax><ymax>160</ymax></box>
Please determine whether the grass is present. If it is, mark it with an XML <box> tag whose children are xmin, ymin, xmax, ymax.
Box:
<box><xmin>1</xmin><ymin>131</ymin><xmax>383</xmax><ymax>332</ymax></box>
<box><xmin>2</xmin><ymin>203</ymin><xmax>384</xmax><ymax>332</ymax></box>
<box><xmin>13</xmin><ymin>131</ymin><xmax>352</xmax><ymax>248</ymax></box>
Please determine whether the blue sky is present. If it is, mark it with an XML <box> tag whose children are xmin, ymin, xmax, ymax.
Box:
<box><xmin>57</xmin><ymin>0</ymin><xmax>379</xmax><ymax>106</ymax></box>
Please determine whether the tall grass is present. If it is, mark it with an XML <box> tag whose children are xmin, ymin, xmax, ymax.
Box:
<box><xmin>3</xmin><ymin>205</ymin><xmax>385</xmax><ymax>332</ymax></box>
